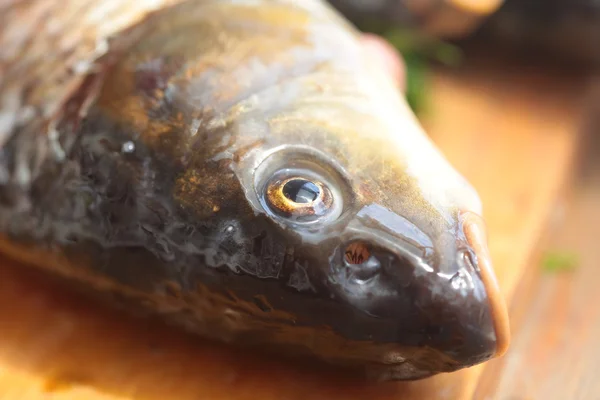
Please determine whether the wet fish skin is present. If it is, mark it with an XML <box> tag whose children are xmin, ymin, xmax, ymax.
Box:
<box><xmin>0</xmin><ymin>0</ymin><xmax>509</xmax><ymax>381</ymax></box>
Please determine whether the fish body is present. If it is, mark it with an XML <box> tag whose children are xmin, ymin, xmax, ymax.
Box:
<box><xmin>0</xmin><ymin>0</ymin><xmax>509</xmax><ymax>381</ymax></box>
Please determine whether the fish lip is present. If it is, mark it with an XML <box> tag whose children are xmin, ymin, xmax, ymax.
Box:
<box><xmin>459</xmin><ymin>210</ymin><xmax>511</xmax><ymax>358</ymax></box>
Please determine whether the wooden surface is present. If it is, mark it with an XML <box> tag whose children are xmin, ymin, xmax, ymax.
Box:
<box><xmin>0</xmin><ymin>57</ymin><xmax>588</xmax><ymax>399</ymax></box>
<box><xmin>474</xmin><ymin>78</ymin><xmax>600</xmax><ymax>400</ymax></box>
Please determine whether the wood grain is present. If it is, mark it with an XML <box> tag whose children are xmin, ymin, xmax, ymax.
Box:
<box><xmin>474</xmin><ymin>78</ymin><xmax>600</xmax><ymax>400</ymax></box>
<box><xmin>0</xmin><ymin>57</ymin><xmax>587</xmax><ymax>399</ymax></box>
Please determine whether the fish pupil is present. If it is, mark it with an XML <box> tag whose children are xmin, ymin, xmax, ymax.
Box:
<box><xmin>282</xmin><ymin>179</ymin><xmax>320</xmax><ymax>204</ymax></box>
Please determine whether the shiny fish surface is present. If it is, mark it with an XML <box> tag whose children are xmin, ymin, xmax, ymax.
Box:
<box><xmin>0</xmin><ymin>0</ymin><xmax>510</xmax><ymax>381</ymax></box>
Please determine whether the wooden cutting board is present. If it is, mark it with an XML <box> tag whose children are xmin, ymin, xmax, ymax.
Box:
<box><xmin>474</xmin><ymin>78</ymin><xmax>600</xmax><ymax>400</ymax></box>
<box><xmin>0</xmin><ymin>55</ymin><xmax>587</xmax><ymax>400</ymax></box>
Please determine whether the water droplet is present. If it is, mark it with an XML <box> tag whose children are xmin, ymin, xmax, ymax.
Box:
<box><xmin>450</xmin><ymin>269</ymin><xmax>474</xmax><ymax>291</ymax></box>
<box><xmin>121</xmin><ymin>141</ymin><xmax>135</xmax><ymax>154</ymax></box>
<box><xmin>189</xmin><ymin>118</ymin><xmax>202</xmax><ymax>136</ymax></box>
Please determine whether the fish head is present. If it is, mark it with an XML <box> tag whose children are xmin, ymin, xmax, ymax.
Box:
<box><xmin>224</xmin><ymin>35</ymin><xmax>510</xmax><ymax>374</ymax></box>
<box><xmin>234</xmin><ymin>108</ymin><xmax>509</xmax><ymax>375</ymax></box>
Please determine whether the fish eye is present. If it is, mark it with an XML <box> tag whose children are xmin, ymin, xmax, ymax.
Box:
<box><xmin>265</xmin><ymin>176</ymin><xmax>333</xmax><ymax>222</ymax></box>
<box><xmin>253</xmin><ymin>148</ymin><xmax>350</xmax><ymax>225</ymax></box>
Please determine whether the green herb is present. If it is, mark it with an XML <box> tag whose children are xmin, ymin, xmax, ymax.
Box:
<box><xmin>403</xmin><ymin>54</ymin><xmax>430</xmax><ymax>115</ymax></box>
<box><xmin>541</xmin><ymin>251</ymin><xmax>579</xmax><ymax>273</ymax></box>
<box><xmin>381</xmin><ymin>28</ymin><xmax>464</xmax><ymax>67</ymax></box>
<box><xmin>380</xmin><ymin>27</ymin><xmax>463</xmax><ymax>115</ymax></box>
<box><xmin>354</xmin><ymin>19</ymin><xmax>464</xmax><ymax>114</ymax></box>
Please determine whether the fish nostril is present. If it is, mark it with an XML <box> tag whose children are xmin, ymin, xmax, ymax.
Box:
<box><xmin>342</xmin><ymin>241</ymin><xmax>381</xmax><ymax>282</ymax></box>
<box><xmin>344</xmin><ymin>241</ymin><xmax>370</xmax><ymax>265</ymax></box>
<box><xmin>341</xmin><ymin>241</ymin><xmax>416</xmax><ymax>284</ymax></box>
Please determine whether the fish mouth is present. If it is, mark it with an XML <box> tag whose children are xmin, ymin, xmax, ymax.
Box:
<box><xmin>459</xmin><ymin>210</ymin><xmax>511</xmax><ymax>358</ymax></box>
<box><xmin>326</xmin><ymin>204</ymin><xmax>507</xmax><ymax>370</ymax></box>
